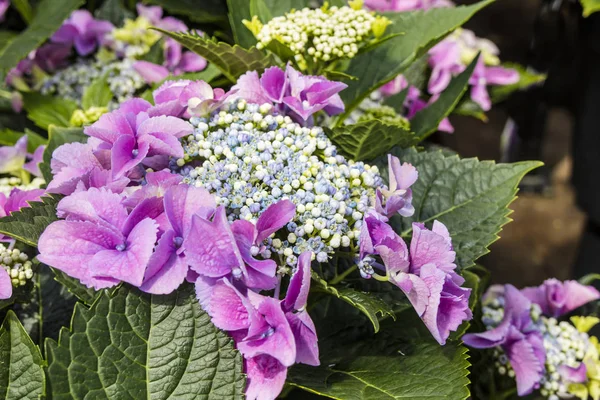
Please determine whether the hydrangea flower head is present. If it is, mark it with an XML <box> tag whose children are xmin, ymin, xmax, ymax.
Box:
<box><xmin>51</xmin><ymin>10</ymin><xmax>114</xmax><ymax>56</ymax></box>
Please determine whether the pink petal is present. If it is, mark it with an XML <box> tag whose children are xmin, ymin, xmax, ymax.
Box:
<box><xmin>57</xmin><ymin>187</ymin><xmax>128</xmax><ymax>229</ymax></box>
<box><xmin>255</xmin><ymin>200</ymin><xmax>296</xmax><ymax>244</ymax></box>
<box><xmin>140</xmin><ymin>230</ymin><xmax>188</xmax><ymax>294</ymax></box>
<box><xmin>260</xmin><ymin>66</ymin><xmax>288</xmax><ymax>103</ymax></box>
<box><xmin>133</xmin><ymin>61</ymin><xmax>170</xmax><ymax>84</ymax></box>
<box><xmin>283</xmin><ymin>252</ymin><xmax>312</xmax><ymax>312</ymax></box>
<box><xmin>178</xmin><ymin>52</ymin><xmax>207</xmax><ymax>73</ymax></box>
<box><xmin>409</xmin><ymin>222</ymin><xmax>456</xmax><ymax>274</ymax></box>
<box><xmin>0</xmin><ymin>267</ymin><xmax>12</xmax><ymax>300</ymax></box>
<box><xmin>136</xmin><ymin>115</ymin><xmax>194</xmax><ymax>139</ymax></box>
<box><xmin>110</xmin><ymin>135</ymin><xmax>149</xmax><ymax>179</ymax></box>
<box><xmin>244</xmin><ymin>355</ymin><xmax>288</xmax><ymax>400</ymax></box>
<box><xmin>164</xmin><ymin>184</ymin><xmax>215</xmax><ymax>237</ymax></box>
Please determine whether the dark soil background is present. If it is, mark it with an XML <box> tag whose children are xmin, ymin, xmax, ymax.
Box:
<box><xmin>443</xmin><ymin>0</ymin><xmax>585</xmax><ymax>286</ymax></box>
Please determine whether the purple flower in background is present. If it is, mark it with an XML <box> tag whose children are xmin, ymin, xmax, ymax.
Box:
<box><xmin>360</xmin><ymin>214</ymin><xmax>472</xmax><ymax>344</ymax></box>
<box><xmin>375</xmin><ymin>154</ymin><xmax>418</xmax><ymax>218</ymax></box>
<box><xmin>469</xmin><ymin>58</ymin><xmax>519</xmax><ymax>111</ymax></box>
<box><xmin>51</xmin><ymin>10</ymin><xmax>113</xmax><ymax>56</ymax></box>
<box><xmin>84</xmin><ymin>98</ymin><xmax>193</xmax><ymax>178</ymax></box>
<box><xmin>38</xmin><ymin>188</ymin><xmax>159</xmax><ymax>289</ymax></box>
<box><xmin>140</xmin><ymin>185</ymin><xmax>215</xmax><ymax>294</ymax></box>
<box><xmin>428</xmin><ymin>40</ymin><xmax>463</xmax><ymax>95</ymax></box>
<box><xmin>0</xmin><ymin>0</ymin><xmax>9</xmax><ymax>22</ymax></box>
<box><xmin>0</xmin><ymin>136</ymin><xmax>27</xmax><ymax>175</ymax></box>
<box><xmin>521</xmin><ymin>279</ymin><xmax>600</xmax><ymax>318</ymax></box>
<box><xmin>0</xmin><ymin>188</ymin><xmax>45</xmax><ymax>220</ymax></box>
<box><xmin>0</xmin><ymin>267</ymin><xmax>11</xmax><ymax>299</ymax></box>
<box><xmin>232</xmin><ymin>65</ymin><xmax>347</xmax><ymax>123</ymax></box>
<box><xmin>464</xmin><ymin>285</ymin><xmax>546</xmax><ymax>396</ymax></box>
<box><xmin>183</xmin><ymin>80</ymin><xmax>229</xmax><ymax>117</ymax></box>
<box><xmin>23</xmin><ymin>145</ymin><xmax>46</xmax><ymax>177</ymax></box>
<box><xmin>364</xmin><ymin>0</ymin><xmax>454</xmax><ymax>11</ymax></box>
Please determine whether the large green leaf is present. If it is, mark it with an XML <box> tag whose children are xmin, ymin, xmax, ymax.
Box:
<box><xmin>381</xmin><ymin>148</ymin><xmax>542</xmax><ymax>270</ymax></box>
<box><xmin>155</xmin><ymin>30</ymin><xmax>278</xmax><ymax>82</ymax></box>
<box><xmin>227</xmin><ymin>0</ymin><xmax>256</xmax><ymax>49</ymax></box>
<box><xmin>311</xmin><ymin>274</ymin><xmax>394</xmax><ymax>333</ymax></box>
<box><xmin>327</xmin><ymin>119</ymin><xmax>420</xmax><ymax>162</ymax></box>
<box><xmin>12</xmin><ymin>0</ymin><xmax>34</xmax><ymax>24</ymax></box>
<box><xmin>581</xmin><ymin>0</ymin><xmax>600</xmax><ymax>16</ymax></box>
<box><xmin>0</xmin><ymin>311</ymin><xmax>45</xmax><ymax>400</ymax></box>
<box><xmin>21</xmin><ymin>92</ymin><xmax>78</xmax><ymax>130</ymax></box>
<box><xmin>158</xmin><ymin>64</ymin><xmax>222</xmax><ymax>87</ymax></box>
<box><xmin>145</xmin><ymin>0</ymin><xmax>228</xmax><ymax>23</ymax></box>
<box><xmin>288</xmin><ymin>312</ymin><xmax>471</xmax><ymax>400</ymax></box>
<box><xmin>0</xmin><ymin>194</ymin><xmax>59</xmax><ymax>247</ymax></box>
<box><xmin>81</xmin><ymin>74</ymin><xmax>113</xmax><ymax>110</ymax></box>
<box><xmin>0</xmin><ymin>0</ymin><xmax>85</xmax><ymax>72</ymax></box>
<box><xmin>40</xmin><ymin>126</ymin><xmax>86</xmax><ymax>183</ymax></box>
<box><xmin>50</xmin><ymin>268</ymin><xmax>99</xmax><ymax>306</ymax></box>
<box><xmin>46</xmin><ymin>284</ymin><xmax>245</xmax><ymax>399</ymax></box>
<box><xmin>339</xmin><ymin>1</ymin><xmax>492</xmax><ymax>118</ymax></box>
<box><xmin>410</xmin><ymin>57</ymin><xmax>478</xmax><ymax>139</ymax></box>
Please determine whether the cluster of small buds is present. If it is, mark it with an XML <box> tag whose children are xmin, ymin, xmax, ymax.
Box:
<box><xmin>254</xmin><ymin>4</ymin><xmax>379</xmax><ymax>67</ymax></box>
<box><xmin>109</xmin><ymin>16</ymin><xmax>161</xmax><ymax>58</ymax></box>
<box><xmin>41</xmin><ymin>58</ymin><xmax>145</xmax><ymax>109</ymax></box>
<box><xmin>356</xmin><ymin>105</ymin><xmax>411</xmax><ymax>128</ymax></box>
<box><xmin>70</xmin><ymin>106</ymin><xmax>108</xmax><ymax>127</ymax></box>
<box><xmin>345</xmin><ymin>91</ymin><xmax>386</xmax><ymax>124</ymax></box>
<box><xmin>0</xmin><ymin>244</ymin><xmax>34</xmax><ymax>287</ymax></box>
<box><xmin>0</xmin><ymin>176</ymin><xmax>45</xmax><ymax>197</ymax></box>
<box><xmin>175</xmin><ymin>100</ymin><xmax>384</xmax><ymax>266</ymax></box>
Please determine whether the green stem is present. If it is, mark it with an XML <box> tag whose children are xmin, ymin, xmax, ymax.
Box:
<box><xmin>329</xmin><ymin>265</ymin><xmax>358</xmax><ymax>285</ymax></box>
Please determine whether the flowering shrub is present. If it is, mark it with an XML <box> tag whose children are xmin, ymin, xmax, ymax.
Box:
<box><xmin>0</xmin><ymin>1</ymin><xmax>594</xmax><ymax>400</ymax></box>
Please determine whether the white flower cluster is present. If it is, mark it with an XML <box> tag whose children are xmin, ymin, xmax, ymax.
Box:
<box><xmin>0</xmin><ymin>244</ymin><xmax>33</xmax><ymax>287</ymax></box>
<box><xmin>175</xmin><ymin>100</ymin><xmax>383</xmax><ymax>266</ymax></box>
<box><xmin>255</xmin><ymin>5</ymin><xmax>376</xmax><ymax>64</ymax></box>
<box><xmin>0</xmin><ymin>176</ymin><xmax>45</xmax><ymax>197</ymax></box>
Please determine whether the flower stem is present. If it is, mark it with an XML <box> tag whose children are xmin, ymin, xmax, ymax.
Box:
<box><xmin>329</xmin><ymin>265</ymin><xmax>358</xmax><ymax>285</ymax></box>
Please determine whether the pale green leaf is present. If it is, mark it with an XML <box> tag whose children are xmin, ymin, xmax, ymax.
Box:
<box><xmin>154</xmin><ymin>30</ymin><xmax>278</xmax><ymax>82</ymax></box>
<box><xmin>0</xmin><ymin>0</ymin><xmax>85</xmax><ymax>72</ymax></box>
<box><xmin>0</xmin><ymin>311</ymin><xmax>45</xmax><ymax>400</ymax></box>
<box><xmin>411</xmin><ymin>57</ymin><xmax>477</xmax><ymax>138</ymax></box>
<box><xmin>40</xmin><ymin>126</ymin><xmax>86</xmax><ymax>183</ymax></box>
<box><xmin>21</xmin><ymin>92</ymin><xmax>78</xmax><ymax>129</ymax></box>
<box><xmin>581</xmin><ymin>0</ymin><xmax>600</xmax><ymax>16</ymax></box>
<box><xmin>46</xmin><ymin>284</ymin><xmax>245</xmax><ymax>400</ymax></box>
<box><xmin>327</xmin><ymin>119</ymin><xmax>420</xmax><ymax>162</ymax></box>
<box><xmin>227</xmin><ymin>0</ymin><xmax>256</xmax><ymax>49</ymax></box>
<box><xmin>0</xmin><ymin>194</ymin><xmax>60</xmax><ymax>247</ymax></box>
<box><xmin>12</xmin><ymin>0</ymin><xmax>33</xmax><ymax>24</ymax></box>
<box><xmin>145</xmin><ymin>0</ymin><xmax>228</xmax><ymax>23</ymax></box>
<box><xmin>339</xmin><ymin>1</ymin><xmax>492</xmax><ymax>118</ymax></box>
<box><xmin>381</xmin><ymin>148</ymin><xmax>543</xmax><ymax>270</ymax></box>
<box><xmin>81</xmin><ymin>74</ymin><xmax>113</xmax><ymax>110</ymax></box>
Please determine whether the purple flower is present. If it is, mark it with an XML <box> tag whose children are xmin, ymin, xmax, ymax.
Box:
<box><xmin>428</xmin><ymin>40</ymin><xmax>463</xmax><ymax>95</ymax></box>
<box><xmin>464</xmin><ymin>285</ymin><xmax>546</xmax><ymax>396</ymax></box>
<box><xmin>232</xmin><ymin>65</ymin><xmax>347</xmax><ymax>123</ymax></box>
<box><xmin>360</xmin><ymin>214</ymin><xmax>472</xmax><ymax>345</ymax></box>
<box><xmin>38</xmin><ymin>188</ymin><xmax>159</xmax><ymax>289</ymax></box>
<box><xmin>469</xmin><ymin>58</ymin><xmax>519</xmax><ymax>111</ymax></box>
<box><xmin>0</xmin><ymin>188</ymin><xmax>45</xmax><ymax>242</ymax></box>
<box><xmin>140</xmin><ymin>184</ymin><xmax>215</xmax><ymax>294</ymax></box>
<box><xmin>183</xmin><ymin>81</ymin><xmax>229</xmax><ymax>117</ymax></box>
<box><xmin>375</xmin><ymin>154</ymin><xmax>418</xmax><ymax>218</ymax></box>
<box><xmin>0</xmin><ymin>267</ymin><xmax>11</xmax><ymax>299</ymax></box>
<box><xmin>0</xmin><ymin>136</ymin><xmax>27</xmax><ymax>175</ymax></box>
<box><xmin>521</xmin><ymin>279</ymin><xmax>600</xmax><ymax>318</ymax></box>
<box><xmin>0</xmin><ymin>0</ymin><xmax>9</xmax><ymax>22</ymax></box>
<box><xmin>23</xmin><ymin>145</ymin><xmax>46</xmax><ymax>177</ymax></box>
<box><xmin>84</xmin><ymin>98</ymin><xmax>193</xmax><ymax>179</ymax></box>
<box><xmin>365</xmin><ymin>0</ymin><xmax>454</xmax><ymax>11</ymax></box>
<box><xmin>51</xmin><ymin>10</ymin><xmax>113</xmax><ymax>56</ymax></box>
<box><xmin>185</xmin><ymin>200</ymin><xmax>295</xmax><ymax>290</ymax></box>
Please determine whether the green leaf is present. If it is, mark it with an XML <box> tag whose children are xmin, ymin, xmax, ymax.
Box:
<box><xmin>327</xmin><ymin>119</ymin><xmax>420</xmax><ymax>162</ymax></box>
<box><xmin>490</xmin><ymin>63</ymin><xmax>546</xmax><ymax>104</ymax></box>
<box><xmin>0</xmin><ymin>0</ymin><xmax>85</xmax><ymax>72</ymax></box>
<box><xmin>250</xmin><ymin>0</ymin><xmax>272</xmax><ymax>22</ymax></box>
<box><xmin>453</xmin><ymin>99</ymin><xmax>487</xmax><ymax>122</ymax></box>
<box><xmin>46</xmin><ymin>284</ymin><xmax>245</xmax><ymax>399</ymax></box>
<box><xmin>0</xmin><ymin>194</ymin><xmax>59</xmax><ymax>247</ymax></box>
<box><xmin>139</xmin><ymin>41</ymin><xmax>165</xmax><ymax>65</ymax></box>
<box><xmin>381</xmin><ymin>147</ymin><xmax>543</xmax><ymax>270</ymax></box>
<box><xmin>288</xmin><ymin>313</ymin><xmax>471</xmax><ymax>400</ymax></box>
<box><xmin>227</xmin><ymin>0</ymin><xmax>256</xmax><ymax>49</ymax></box>
<box><xmin>154</xmin><ymin>30</ymin><xmax>278</xmax><ymax>83</ymax></box>
<box><xmin>0</xmin><ymin>32</ymin><xmax>17</xmax><ymax>54</ymax></box>
<box><xmin>50</xmin><ymin>268</ymin><xmax>98</xmax><ymax>306</ymax></box>
<box><xmin>40</xmin><ymin>125</ymin><xmax>86</xmax><ymax>183</ymax></box>
<box><xmin>579</xmin><ymin>274</ymin><xmax>600</xmax><ymax>286</ymax></box>
<box><xmin>260</xmin><ymin>0</ymin><xmax>309</xmax><ymax>17</ymax></box>
<box><xmin>145</xmin><ymin>0</ymin><xmax>228</xmax><ymax>23</ymax></box>
<box><xmin>21</xmin><ymin>92</ymin><xmax>78</xmax><ymax>130</ymax></box>
<box><xmin>94</xmin><ymin>0</ymin><xmax>133</xmax><ymax>25</ymax></box>
<box><xmin>12</xmin><ymin>0</ymin><xmax>34</xmax><ymax>24</ymax></box>
<box><xmin>410</xmin><ymin>56</ymin><xmax>478</xmax><ymax>139</ymax></box>
<box><xmin>339</xmin><ymin>1</ymin><xmax>492</xmax><ymax>118</ymax></box>
<box><xmin>311</xmin><ymin>273</ymin><xmax>395</xmax><ymax>333</ymax></box>
<box><xmin>81</xmin><ymin>74</ymin><xmax>113</xmax><ymax>110</ymax></box>
<box><xmin>0</xmin><ymin>311</ymin><xmax>45</xmax><ymax>400</ymax></box>
<box><xmin>155</xmin><ymin>64</ymin><xmax>223</xmax><ymax>88</ymax></box>
<box><xmin>581</xmin><ymin>0</ymin><xmax>600</xmax><ymax>16</ymax></box>
<box><xmin>0</xmin><ymin>128</ymin><xmax>47</xmax><ymax>153</ymax></box>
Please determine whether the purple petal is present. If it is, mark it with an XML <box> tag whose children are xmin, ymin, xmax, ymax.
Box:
<box><xmin>231</xmin><ymin>71</ymin><xmax>271</xmax><ymax>105</ymax></box>
<box><xmin>47</xmin><ymin>142</ymin><xmax>102</xmax><ymax>195</ymax></box>
<box><xmin>122</xmin><ymin>196</ymin><xmax>165</xmax><ymax>236</ymax></box>
<box><xmin>137</xmin><ymin>115</ymin><xmax>194</xmax><ymax>139</ymax></box>
<box><xmin>119</xmin><ymin>98</ymin><xmax>152</xmax><ymax>116</ymax></box>
<box><xmin>84</xmin><ymin>110</ymin><xmax>134</xmax><ymax>145</ymax></box>
<box><xmin>138</xmin><ymin>131</ymin><xmax>184</xmax><ymax>159</ymax></box>
<box><xmin>110</xmin><ymin>135</ymin><xmax>149</xmax><ymax>179</ymax></box>
<box><xmin>57</xmin><ymin>187</ymin><xmax>128</xmax><ymax>229</ymax></box>
<box><xmin>244</xmin><ymin>355</ymin><xmax>288</xmax><ymax>400</ymax></box>
<box><xmin>89</xmin><ymin>218</ymin><xmax>158</xmax><ymax>287</ymax></box>
<box><xmin>393</xmin><ymin>272</ymin><xmax>429</xmax><ymax>316</ymax></box>
<box><xmin>200</xmin><ymin>278</ymin><xmax>255</xmax><ymax>332</ymax></box>
<box><xmin>388</xmin><ymin>155</ymin><xmax>418</xmax><ymax>191</ymax></box>
<box><xmin>485</xmin><ymin>66</ymin><xmax>519</xmax><ymax>86</ymax></box>
<box><xmin>260</xmin><ymin>66</ymin><xmax>288</xmax><ymax>103</ymax></box>
<box><xmin>286</xmin><ymin>310</ymin><xmax>319</xmax><ymax>366</ymax></box>
<box><xmin>178</xmin><ymin>52</ymin><xmax>207</xmax><ymax>73</ymax></box>
<box><xmin>3</xmin><ymin>189</ymin><xmax>45</xmax><ymax>215</ymax></box>
<box><xmin>140</xmin><ymin>230</ymin><xmax>187</xmax><ymax>294</ymax></box>
<box><xmin>521</xmin><ymin>279</ymin><xmax>600</xmax><ymax>318</ymax></box>
<box><xmin>164</xmin><ymin>184</ymin><xmax>215</xmax><ymax>237</ymax></box>
<box><xmin>559</xmin><ymin>363</ymin><xmax>588</xmax><ymax>384</ymax></box>
<box><xmin>409</xmin><ymin>222</ymin><xmax>456</xmax><ymax>274</ymax></box>
<box><xmin>507</xmin><ymin>335</ymin><xmax>546</xmax><ymax>396</ymax></box>
<box><xmin>283</xmin><ymin>252</ymin><xmax>312</xmax><ymax>312</ymax></box>
<box><xmin>0</xmin><ymin>135</ymin><xmax>27</xmax><ymax>174</ymax></box>
<box><xmin>23</xmin><ymin>145</ymin><xmax>46</xmax><ymax>177</ymax></box>
<box><xmin>232</xmin><ymin>220</ymin><xmax>278</xmax><ymax>290</ymax></box>
<box><xmin>255</xmin><ymin>200</ymin><xmax>296</xmax><ymax>244</ymax></box>
<box><xmin>0</xmin><ymin>267</ymin><xmax>12</xmax><ymax>300</ymax></box>
<box><xmin>470</xmin><ymin>83</ymin><xmax>491</xmax><ymax>112</ymax></box>
<box><xmin>136</xmin><ymin>4</ymin><xmax>163</xmax><ymax>24</ymax></box>
<box><xmin>133</xmin><ymin>61</ymin><xmax>170</xmax><ymax>84</ymax></box>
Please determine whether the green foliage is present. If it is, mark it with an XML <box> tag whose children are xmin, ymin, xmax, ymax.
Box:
<box><xmin>581</xmin><ymin>0</ymin><xmax>600</xmax><ymax>16</ymax></box>
<box><xmin>50</xmin><ymin>268</ymin><xmax>98</xmax><ymax>306</ymax></box>
<box><xmin>145</xmin><ymin>0</ymin><xmax>228</xmax><ymax>23</ymax></box>
<box><xmin>46</xmin><ymin>284</ymin><xmax>245</xmax><ymax>399</ymax></box>
<box><xmin>12</xmin><ymin>0</ymin><xmax>34</xmax><ymax>24</ymax></box>
<box><xmin>381</xmin><ymin>148</ymin><xmax>542</xmax><ymax>270</ymax></box>
<box><xmin>227</xmin><ymin>0</ymin><xmax>256</xmax><ymax>49</ymax></box>
<box><xmin>288</xmin><ymin>312</ymin><xmax>471</xmax><ymax>400</ymax></box>
<box><xmin>410</xmin><ymin>57</ymin><xmax>477</xmax><ymax>138</ymax></box>
<box><xmin>339</xmin><ymin>1</ymin><xmax>492</xmax><ymax>118</ymax></box>
<box><xmin>327</xmin><ymin>119</ymin><xmax>420</xmax><ymax>162</ymax></box>
<box><xmin>311</xmin><ymin>274</ymin><xmax>395</xmax><ymax>333</ymax></box>
<box><xmin>0</xmin><ymin>311</ymin><xmax>45</xmax><ymax>400</ymax></box>
<box><xmin>81</xmin><ymin>75</ymin><xmax>113</xmax><ymax>110</ymax></box>
<box><xmin>40</xmin><ymin>125</ymin><xmax>86</xmax><ymax>183</ymax></box>
<box><xmin>490</xmin><ymin>63</ymin><xmax>546</xmax><ymax>104</ymax></box>
<box><xmin>21</xmin><ymin>92</ymin><xmax>78</xmax><ymax>130</ymax></box>
<box><xmin>158</xmin><ymin>64</ymin><xmax>222</xmax><ymax>87</ymax></box>
<box><xmin>0</xmin><ymin>0</ymin><xmax>85</xmax><ymax>72</ymax></box>
<box><xmin>155</xmin><ymin>30</ymin><xmax>278</xmax><ymax>82</ymax></box>
<box><xmin>94</xmin><ymin>0</ymin><xmax>133</xmax><ymax>25</ymax></box>
<box><xmin>0</xmin><ymin>195</ymin><xmax>59</xmax><ymax>247</ymax></box>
